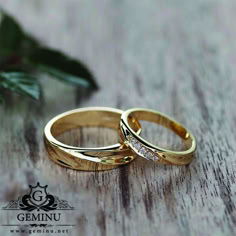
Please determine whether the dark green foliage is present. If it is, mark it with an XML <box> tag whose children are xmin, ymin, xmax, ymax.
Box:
<box><xmin>0</xmin><ymin>11</ymin><xmax>97</xmax><ymax>103</ymax></box>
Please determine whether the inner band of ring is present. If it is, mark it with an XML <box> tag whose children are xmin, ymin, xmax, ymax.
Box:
<box><xmin>44</xmin><ymin>107</ymin><xmax>141</xmax><ymax>171</ymax></box>
<box><xmin>120</xmin><ymin>108</ymin><xmax>197</xmax><ymax>165</ymax></box>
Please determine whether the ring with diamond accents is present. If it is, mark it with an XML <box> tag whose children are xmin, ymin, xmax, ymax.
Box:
<box><xmin>44</xmin><ymin>107</ymin><xmax>141</xmax><ymax>171</ymax></box>
<box><xmin>120</xmin><ymin>108</ymin><xmax>197</xmax><ymax>165</ymax></box>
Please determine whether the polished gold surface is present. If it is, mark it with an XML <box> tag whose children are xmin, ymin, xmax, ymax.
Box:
<box><xmin>120</xmin><ymin>108</ymin><xmax>197</xmax><ymax>165</ymax></box>
<box><xmin>44</xmin><ymin>107</ymin><xmax>141</xmax><ymax>170</ymax></box>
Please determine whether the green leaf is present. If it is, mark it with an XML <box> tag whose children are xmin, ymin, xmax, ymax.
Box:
<box><xmin>0</xmin><ymin>72</ymin><xmax>40</xmax><ymax>100</ymax></box>
<box><xmin>29</xmin><ymin>48</ymin><xmax>98</xmax><ymax>89</ymax></box>
<box><xmin>0</xmin><ymin>11</ymin><xmax>39</xmax><ymax>54</ymax></box>
<box><xmin>0</xmin><ymin>11</ymin><xmax>23</xmax><ymax>51</ymax></box>
<box><xmin>0</xmin><ymin>10</ymin><xmax>98</xmax><ymax>105</ymax></box>
<box><xmin>0</xmin><ymin>92</ymin><xmax>4</xmax><ymax>103</ymax></box>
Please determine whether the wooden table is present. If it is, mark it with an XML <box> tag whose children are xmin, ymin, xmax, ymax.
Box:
<box><xmin>0</xmin><ymin>0</ymin><xmax>235</xmax><ymax>235</ymax></box>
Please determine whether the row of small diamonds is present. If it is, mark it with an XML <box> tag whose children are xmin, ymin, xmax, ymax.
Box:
<box><xmin>126</xmin><ymin>135</ymin><xmax>158</xmax><ymax>161</ymax></box>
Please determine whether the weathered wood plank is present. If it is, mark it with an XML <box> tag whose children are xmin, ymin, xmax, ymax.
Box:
<box><xmin>0</xmin><ymin>0</ymin><xmax>236</xmax><ymax>235</ymax></box>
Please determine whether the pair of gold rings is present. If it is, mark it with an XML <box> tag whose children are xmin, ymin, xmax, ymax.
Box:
<box><xmin>44</xmin><ymin>107</ymin><xmax>196</xmax><ymax>171</ymax></box>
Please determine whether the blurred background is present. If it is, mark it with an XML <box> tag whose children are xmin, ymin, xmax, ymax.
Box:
<box><xmin>2</xmin><ymin>0</ymin><xmax>233</xmax><ymax>113</ymax></box>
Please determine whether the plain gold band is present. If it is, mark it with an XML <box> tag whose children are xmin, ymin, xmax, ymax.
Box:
<box><xmin>120</xmin><ymin>108</ymin><xmax>197</xmax><ymax>165</ymax></box>
<box><xmin>44</xmin><ymin>107</ymin><xmax>141</xmax><ymax>171</ymax></box>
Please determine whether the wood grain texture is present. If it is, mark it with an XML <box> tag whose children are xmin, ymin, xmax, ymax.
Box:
<box><xmin>0</xmin><ymin>0</ymin><xmax>236</xmax><ymax>235</ymax></box>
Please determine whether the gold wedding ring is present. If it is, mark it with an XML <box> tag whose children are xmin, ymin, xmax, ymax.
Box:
<box><xmin>120</xmin><ymin>108</ymin><xmax>196</xmax><ymax>165</ymax></box>
<box><xmin>44</xmin><ymin>107</ymin><xmax>141</xmax><ymax>171</ymax></box>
